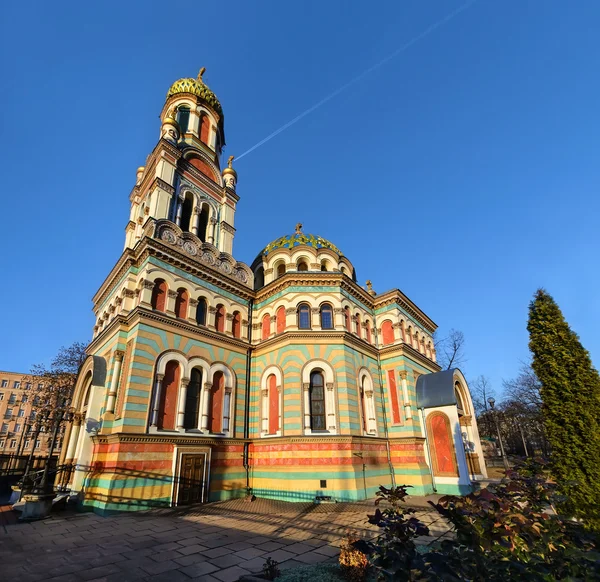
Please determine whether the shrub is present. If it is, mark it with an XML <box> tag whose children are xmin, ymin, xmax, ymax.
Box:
<box><xmin>339</xmin><ymin>531</ymin><xmax>369</xmax><ymax>582</ymax></box>
<box><xmin>355</xmin><ymin>461</ymin><xmax>600</xmax><ymax>581</ymax></box>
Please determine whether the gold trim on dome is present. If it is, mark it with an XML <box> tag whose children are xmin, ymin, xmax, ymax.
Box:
<box><xmin>166</xmin><ymin>77</ymin><xmax>223</xmax><ymax>117</ymax></box>
<box><xmin>163</xmin><ymin>116</ymin><xmax>180</xmax><ymax>129</ymax></box>
<box><xmin>263</xmin><ymin>233</ymin><xmax>342</xmax><ymax>256</ymax></box>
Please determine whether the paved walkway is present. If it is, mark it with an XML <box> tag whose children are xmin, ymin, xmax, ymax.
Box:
<box><xmin>0</xmin><ymin>497</ymin><xmax>450</xmax><ymax>582</ymax></box>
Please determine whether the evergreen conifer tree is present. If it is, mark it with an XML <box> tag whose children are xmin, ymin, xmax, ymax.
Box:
<box><xmin>527</xmin><ymin>289</ymin><xmax>600</xmax><ymax>529</ymax></box>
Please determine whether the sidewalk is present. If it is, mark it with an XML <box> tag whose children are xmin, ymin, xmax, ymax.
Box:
<box><xmin>0</xmin><ymin>496</ymin><xmax>450</xmax><ymax>581</ymax></box>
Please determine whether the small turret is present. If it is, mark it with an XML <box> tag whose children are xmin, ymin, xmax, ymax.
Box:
<box><xmin>160</xmin><ymin>116</ymin><xmax>180</xmax><ymax>145</ymax></box>
<box><xmin>222</xmin><ymin>155</ymin><xmax>237</xmax><ymax>190</ymax></box>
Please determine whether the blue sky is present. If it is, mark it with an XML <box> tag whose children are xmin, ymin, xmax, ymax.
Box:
<box><xmin>1</xmin><ymin>1</ymin><xmax>599</xmax><ymax>396</ymax></box>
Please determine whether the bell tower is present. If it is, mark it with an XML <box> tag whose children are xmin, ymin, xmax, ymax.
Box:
<box><xmin>124</xmin><ymin>69</ymin><xmax>238</xmax><ymax>255</ymax></box>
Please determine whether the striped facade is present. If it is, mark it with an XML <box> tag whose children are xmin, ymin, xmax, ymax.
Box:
<box><xmin>60</xmin><ymin>70</ymin><xmax>487</xmax><ymax>514</ymax></box>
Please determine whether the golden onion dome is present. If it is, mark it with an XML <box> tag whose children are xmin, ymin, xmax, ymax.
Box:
<box><xmin>162</xmin><ymin>116</ymin><xmax>180</xmax><ymax>130</ymax></box>
<box><xmin>166</xmin><ymin>67</ymin><xmax>224</xmax><ymax>120</ymax></box>
<box><xmin>222</xmin><ymin>155</ymin><xmax>237</xmax><ymax>177</ymax></box>
<box><xmin>260</xmin><ymin>224</ymin><xmax>344</xmax><ymax>257</ymax></box>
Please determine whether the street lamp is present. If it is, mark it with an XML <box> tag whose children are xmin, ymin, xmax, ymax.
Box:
<box><xmin>488</xmin><ymin>397</ymin><xmax>510</xmax><ymax>472</ymax></box>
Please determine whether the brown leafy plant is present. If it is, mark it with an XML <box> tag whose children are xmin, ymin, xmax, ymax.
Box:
<box><xmin>339</xmin><ymin>531</ymin><xmax>369</xmax><ymax>582</ymax></box>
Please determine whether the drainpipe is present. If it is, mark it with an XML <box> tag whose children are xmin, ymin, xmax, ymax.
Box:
<box><xmin>243</xmin><ymin>297</ymin><xmax>254</xmax><ymax>494</ymax></box>
<box><xmin>420</xmin><ymin>407</ymin><xmax>437</xmax><ymax>493</ymax></box>
<box><xmin>373</xmin><ymin>325</ymin><xmax>396</xmax><ymax>488</ymax></box>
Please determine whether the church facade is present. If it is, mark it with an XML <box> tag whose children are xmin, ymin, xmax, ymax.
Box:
<box><xmin>60</xmin><ymin>70</ymin><xmax>487</xmax><ymax>514</ymax></box>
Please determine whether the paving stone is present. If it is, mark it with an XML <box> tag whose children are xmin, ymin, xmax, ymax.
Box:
<box><xmin>178</xmin><ymin>560</ymin><xmax>219</xmax><ymax>578</ymax></box>
<box><xmin>261</xmin><ymin>548</ymin><xmax>296</xmax><ymax>563</ymax></box>
<box><xmin>294</xmin><ymin>551</ymin><xmax>330</xmax><ymax>564</ymax></box>
<box><xmin>203</xmin><ymin>546</ymin><xmax>231</xmax><ymax>558</ymax></box>
<box><xmin>176</xmin><ymin>536</ymin><xmax>205</xmax><ymax>547</ymax></box>
<box><xmin>254</xmin><ymin>541</ymin><xmax>284</xmax><ymax>552</ymax></box>
<box><xmin>234</xmin><ymin>547</ymin><xmax>267</xmax><ymax>560</ymax></box>
<box><xmin>146</xmin><ymin>569</ymin><xmax>192</xmax><ymax>581</ymax></box>
<box><xmin>284</xmin><ymin>542</ymin><xmax>315</xmax><ymax>555</ymax></box>
<box><xmin>140</xmin><ymin>559</ymin><xmax>181</xmax><ymax>575</ymax></box>
<box><xmin>176</xmin><ymin>543</ymin><xmax>209</xmax><ymax>555</ymax></box>
<box><xmin>213</xmin><ymin>565</ymin><xmax>251</xmax><ymax>582</ymax></box>
<box><xmin>174</xmin><ymin>552</ymin><xmax>209</xmax><ymax>566</ymax></box>
<box><xmin>76</xmin><ymin>564</ymin><xmax>124</xmax><ymax>581</ymax></box>
<box><xmin>151</xmin><ymin>549</ymin><xmax>185</xmax><ymax>562</ymax></box>
<box><xmin>314</xmin><ymin>544</ymin><xmax>340</xmax><ymax>557</ymax></box>
<box><xmin>208</xmin><ymin>553</ymin><xmax>242</xmax><ymax>569</ymax></box>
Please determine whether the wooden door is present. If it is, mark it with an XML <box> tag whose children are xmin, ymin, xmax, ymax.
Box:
<box><xmin>177</xmin><ymin>454</ymin><xmax>206</xmax><ymax>505</ymax></box>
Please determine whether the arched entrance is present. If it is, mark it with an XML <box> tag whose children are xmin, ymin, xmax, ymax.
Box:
<box><xmin>427</xmin><ymin>412</ymin><xmax>458</xmax><ymax>477</ymax></box>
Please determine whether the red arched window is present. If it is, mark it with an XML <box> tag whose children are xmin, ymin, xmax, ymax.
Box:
<box><xmin>382</xmin><ymin>320</ymin><xmax>394</xmax><ymax>345</ymax></box>
<box><xmin>215</xmin><ymin>305</ymin><xmax>225</xmax><ymax>332</ymax></box>
<box><xmin>355</xmin><ymin>313</ymin><xmax>361</xmax><ymax>338</ymax></box>
<box><xmin>200</xmin><ymin>115</ymin><xmax>211</xmax><ymax>144</ymax></box>
<box><xmin>175</xmin><ymin>288</ymin><xmax>188</xmax><ymax>319</ymax></box>
<box><xmin>276</xmin><ymin>306</ymin><xmax>286</xmax><ymax>334</ymax></box>
<box><xmin>262</xmin><ymin>314</ymin><xmax>271</xmax><ymax>340</ymax></box>
<box><xmin>209</xmin><ymin>371</ymin><xmax>224</xmax><ymax>433</ymax></box>
<box><xmin>158</xmin><ymin>361</ymin><xmax>180</xmax><ymax>430</ymax></box>
<box><xmin>151</xmin><ymin>279</ymin><xmax>167</xmax><ymax>312</ymax></box>
<box><xmin>344</xmin><ymin>307</ymin><xmax>351</xmax><ymax>332</ymax></box>
<box><xmin>232</xmin><ymin>311</ymin><xmax>241</xmax><ymax>338</ymax></box>
<box><xmin>268</xmin><ymin>374</ymin><xmax>279</xmax><ymax>434</ymax></box>
<box><xmin>365</xmin><ymin>321</ymin><xmax>372</xmax><ymax>344</ymax></box>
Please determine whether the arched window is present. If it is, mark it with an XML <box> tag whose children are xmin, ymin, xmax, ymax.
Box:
<box><xmin>276</xmin><ymin>262</ymin><xmax>286</xmax><ymax>278</ymax></box>
<box><xmin>215</xmin><ymin>304</ymin><xmax>225</xmax><ymax>332</ymax></box>
<box><xmin>320</xmin><ymin>260</ymin><xmax>329</xmax><ymax>271</ymax></box>
<box><xmin>297</xmin><ymin>261</ymin><xmax>308</xmax><ymax>272</ymax></box>
<box><xmin>298</xmin><ymin>303</ymin><xmax>311</xmax><ymax>329</ymax></box>
<box><xmin>365</xmin><ymin>320</ymin><xmax>372</xmax><ymax>344</ymax></box>
<box><xmin>254</xmin><ymin>267</ymin><xmax>264</xmax><ymax>290</ymax></box>
<box><xmin>268</xmin><ymin>374</ymin><xmax>279</xmax><ymax>435</ymax></box>
<box><xmin>359</xmin><ymin>376</ymin><xmax>368</xmax><ymax>432</ymax></box>
<box><xmin>454</xmin><ymin>382</ymin><xmax>465</xmax><ymax>413</ymax></box>
<box><xmin>400</xmin><ymin>320</ymin><xmax>406</xmax><ymax>342</ymax></box>
<box><xmin>158</xmin><ymin>360</ymin><xmax>180</xmax><ymax>430</ymax></box>
<box><xmin>196</xmin><ymin>298</ymin><xmax>207</xmax><ymax>325</ymax></box>
<box><xmin>151</xmin><ymin>279</ymin><xmax>167</xmax><ymax>312</ymax></box>
<box><xmin>355</xmin><ymin>313</ymin><xmax>361</xmax><ymax>338</ymax></box>
<box><xmin>209</xmin><ymin>371</ymin><xmax>224</xmax><ymax>433</ymax></box>
<box><xmin>262</xmin><ymin>314</ymin><xmax>271</xmax><ymax>340</ymax></box>
<box><xmin>381</xmin><ymin>320</ymin><xmax>394</xmax><ymax>345</ymax></box>
<box><xmin>232</xmin><ymin>311</ymin><xmax>241</xmax><ymax>338</ymax></box>
<box><xmin>180</xmin><ymin>192</ymin><xmax>194</xmax><ymax>232</ymax></box>
<box><xmin>198</xmin><ymin>205</ymin><xmax>210</xmax><ymax>242</ymax></box>
<box><xmin>200</xmin><ymin>114</ymin><xmax>211</xmax><ymax>144</ymax></box>
<box><xmin>175</xmin><ymin>288</ymin><xmax>188</xmax><ymax>319</ymax></box>
<box><xmin>276</xmin><ymin>306</ymin><xmax>286</xmax><ymax>334</ymax></box>
<box><xmin>184</xmin><ymin>367</ymin><xmax>202</xmax><ymax>430</ymax></box>
<box><xmin>309</xmin><ymin>371</ymin><xmax>325</xmax><ymax>431</ymax></box>
<box><xmin>340</xmin><ymin>266</ymin><xmax>347</xmax><ymax>275</ymax></box>
<box><xmin>344</xmin><ymin>306</ymin><xmax>351</xmax><ymax>332</ymax></box>
<box><xmin>176</xmin><ymin>106</ymin><xmax>190</xmax><ymax>134</ymax></box>
<box><xmin>320</xmin><ymin>304</ymin><xmax>333</xmax><ymax>329</ymax></box>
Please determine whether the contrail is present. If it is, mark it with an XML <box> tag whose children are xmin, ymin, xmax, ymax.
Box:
<box><xmin>236</xmin><ymin>0</ymin><xmax>479</xmax><ymax>161</ymax></box>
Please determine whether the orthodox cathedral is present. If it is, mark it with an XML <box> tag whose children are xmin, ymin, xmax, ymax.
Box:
<box><xmin>61</xmin><ymin>69</ymin><xmax>486</xmax><ymax>513</ymax></box>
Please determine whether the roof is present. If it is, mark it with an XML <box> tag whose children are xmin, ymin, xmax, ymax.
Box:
<box><xmin>415</xmin><ymin>368</ymin><xmax>459</xmax><ymax>409</ymax></box>
<box><xmin>261</xmin><ymin>231</ymin><xmax>344</xmax><ymax>257</ymax></box>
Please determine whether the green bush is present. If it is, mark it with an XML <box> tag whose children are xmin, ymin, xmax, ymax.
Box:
<box><xmin>276</xmin><ymin>563</ymin><xmax>347</xmax><ymax>582</ymax></box>
<box><xmin>355</xmin><ymin>460</ymin><xmax>600</xmax><ymax>581</ymax></box>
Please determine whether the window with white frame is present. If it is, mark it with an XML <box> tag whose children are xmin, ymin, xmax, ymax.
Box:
<box><xmin>13</xmin><ymin>381</ymin><xmax>20</xmax><ymax>389</ymax></box>
<box><xmin>24</xmin><ymin>439</ymin><xmax>30</xmax><ymax>448</ymax></box>
<box><xmin>10</xmin><ymin>439</ymin><xmax>16</xmax><ymax>449</ymax></box>
<box><xmin>1</xmin><ymin>380</ymin><xmax>7</xmax><ymax>388</ymax></box>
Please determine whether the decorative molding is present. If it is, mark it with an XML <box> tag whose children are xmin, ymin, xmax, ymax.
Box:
<box><xmin>398</xmin><ymin>370</ymin><xmax>408</xmax><ymax>380</ymax></box>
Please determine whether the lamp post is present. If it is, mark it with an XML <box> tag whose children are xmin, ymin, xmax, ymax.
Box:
<box><xmin>488</xmin><ymin>397</ymin><xmax>509</xmax><ymax>471</ymax></box>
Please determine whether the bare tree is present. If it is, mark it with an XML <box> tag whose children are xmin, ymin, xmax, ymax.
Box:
<box><xmin>503</xmin><ymin>362</ymin><xmax>542</xmax><ymax>412</ymax></box>
<box><xmin>469</xmin><ymin>375</ymin><xmax>495</xmax><ymax>416</ymax></box>
<box><xmin>21</xmin><ymin>342</ymin><xmax>87</xmax><ymax>491</ymax></box>
<box><xmin>434</xmin><ymin>328</ymin><xmax>466</xmax><ymax>370</ymax></box>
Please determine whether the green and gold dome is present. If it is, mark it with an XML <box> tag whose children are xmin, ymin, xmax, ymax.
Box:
<box><xmin>166</xmin><ymin>67</ymin><xmax>224</xmax><ymax>119</ymax></box>
<box><xmin>261</xmin><ymin>224</ymin><xmax>343</xmax><ymax>257</ymax></box>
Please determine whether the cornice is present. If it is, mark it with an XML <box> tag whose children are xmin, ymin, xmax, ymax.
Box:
<box><xmin>92</xmin><ymin>251</ymin><xmax>137</xmax><ymax>308</ymax></box>
<box><xmin>379</xmin><ymin>342</ymin><xmax>441</xmax><ymax>372</ymax></box>
<box><xmin>97</xmin><ymin>433</ymin><xmax>243</xmax><ymax>447</ymax></box>
<box><xmin>146</xmin><ymin>239</ymin><xmax>253</xmax><ymax>300</ymax></box>
<box><xmin>374</xmin><ymin>289</ymin><xmax>437</xmax><ymax>332</ymax></box>
<box><xmin>253</xmin><ymin>330</ymin><xmax>378</xmax><ymax>359</ymax></box>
